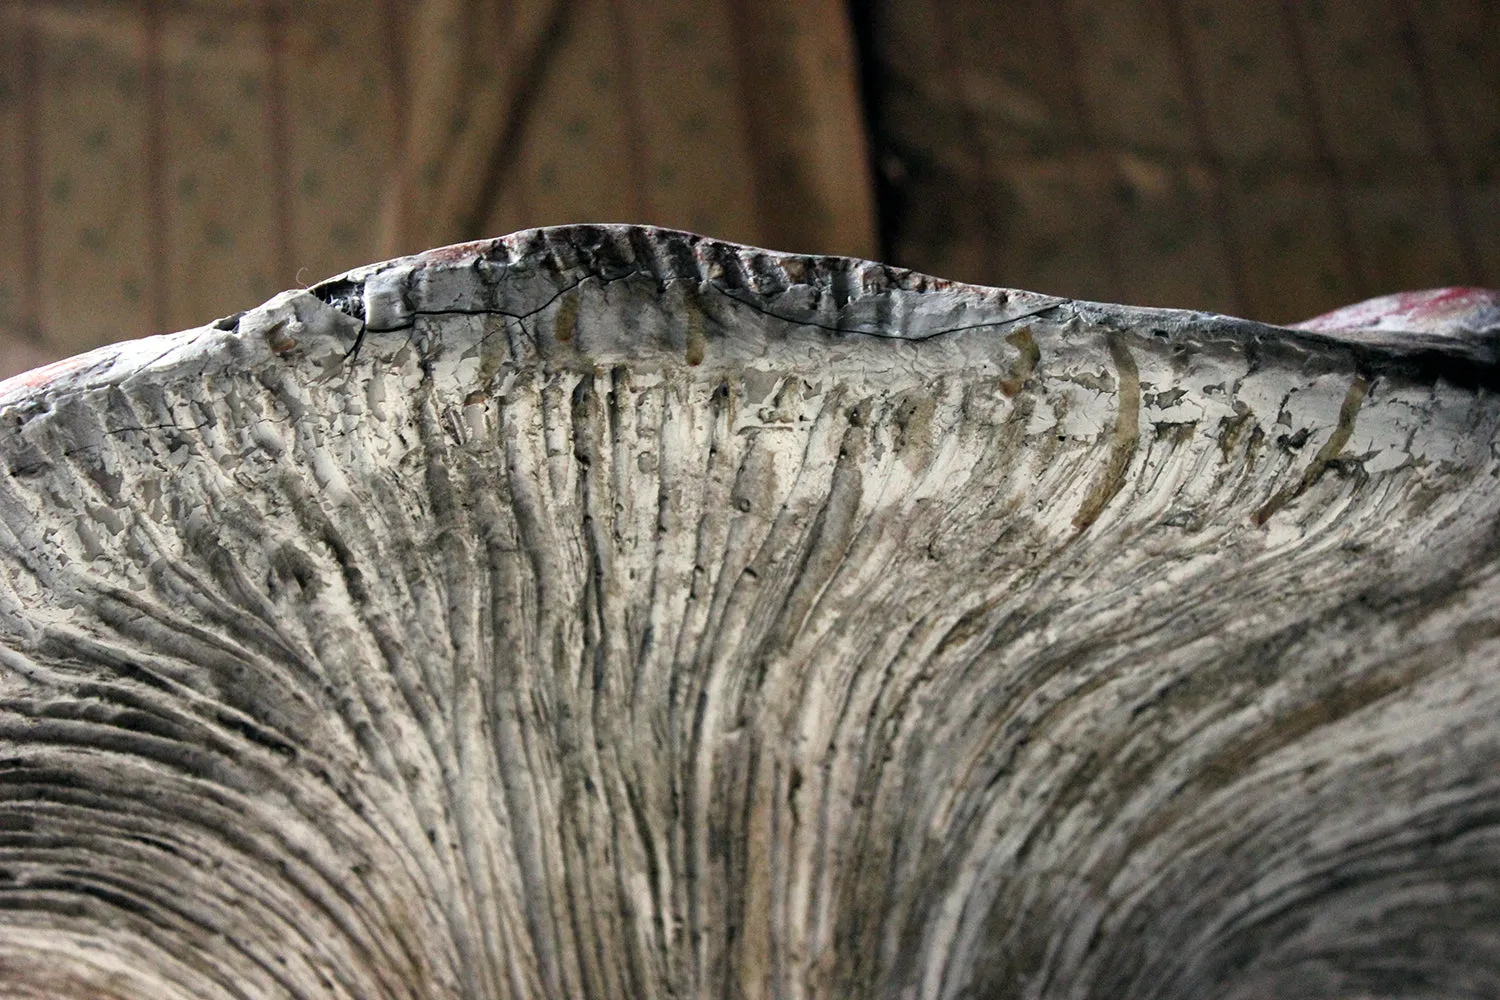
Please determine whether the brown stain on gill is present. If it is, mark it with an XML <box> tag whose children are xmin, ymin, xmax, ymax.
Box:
<box><xmin>476</xmin><ymin>309</ymin><xmax>511</xmax><ymax>386</ymax></box>
<box><xmin>685</xmin><ymin>308</ymin><xmax>707</xmax><ymax>366</ymax></box>
<box><xmin>554</xmin><ymin>291</ymin><xmax>578</xmax><ymax>343</ymax></box>
<box><xmin>1198</xmin><ymin>665</ymin><xmax>1418</xmax><ymax>791</ymax></box>
<box><xmin>893</xmin><ymin>392</ymin><xmax>937</xmax><ymax>470</ymax></box>
<box><xmin>1072</xmin><ymin>333</ymin><xmax>1141</xmax><ymax>531</ymax></box>
<box><xmin>1117</xmin><ymin>661</ymin><xmax>1431</xmax><ymax>873</ymax></box>
<box><xmin>1217</xmin><ymin>408</ymin><xmax>1253</xmax><ymax>460</ymax></box>
<box><xmin>1252</xmin><ymin>376</ymin><xmax>1369</xmax><ymax>526</ymax></box>
<box><xmin>265</xmin><ymin>319</ymin><xmax>297</xmax><ymax>355</ymax></box>
<box><xmin>1000</xmin><ymin>325</ymin><xmax>1040</xmax><ymax>397</ymax></box>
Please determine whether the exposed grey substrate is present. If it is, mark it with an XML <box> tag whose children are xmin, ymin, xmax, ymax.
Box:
<box><xmin>0</xmin><ymin>225</ymin><xmax>1498</xmax><ymax>999</ymax></box>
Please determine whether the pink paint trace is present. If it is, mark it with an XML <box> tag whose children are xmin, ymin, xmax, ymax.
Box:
<box><xmin>1293</xmin><ymin>287</ymin><xmax>1500</xmax><ymax>337</ymax></box>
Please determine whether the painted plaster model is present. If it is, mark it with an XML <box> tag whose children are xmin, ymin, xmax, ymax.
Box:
<box><xmin>0</xmin><ymin>226</ymin><xmax>1497</xmax><ymax>999</ymax></box>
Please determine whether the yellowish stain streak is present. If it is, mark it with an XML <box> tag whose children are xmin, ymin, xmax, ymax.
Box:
<box><xmin>1073</xmin><ymin>333</ymin><xmax>1141</xmax><ymax>531</ymax></box>
<box><xmin>1252</xmin><ymin>376</ymin><xmax>1369</xmax><ymax>526</ymax></box>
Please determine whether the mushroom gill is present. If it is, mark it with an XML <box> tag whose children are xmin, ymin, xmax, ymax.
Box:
<box><xmin>0</xmin><ymin>226</ymin><xmax>1498</xmax><ymax>999</ymax></box>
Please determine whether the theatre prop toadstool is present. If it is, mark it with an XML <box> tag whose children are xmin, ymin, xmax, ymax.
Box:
<box><xmin>1</xmin><ymin>226</ymin><xmax>1498</xmax><ymax>999</ymax></box>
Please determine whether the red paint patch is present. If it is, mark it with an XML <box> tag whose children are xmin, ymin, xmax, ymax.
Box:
<box><xmin>0</xmin><ymin>354</ymin><xmax>95</xmax><ymax>396</ymax></box>
<box><xmin>1292</xmin><ymin>287</ymin><xmax>1500</xmax><ymax>335</ymax></box>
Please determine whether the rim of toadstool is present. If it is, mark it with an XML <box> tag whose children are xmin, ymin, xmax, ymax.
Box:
<box><xmin>1</xmin><ymin>226</ymin><xmax>1497</xmax><ymax>413</ymax></box>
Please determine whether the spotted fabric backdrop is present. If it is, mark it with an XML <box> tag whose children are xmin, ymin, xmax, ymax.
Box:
<box><xmin>0</xmin><ymin>0</ymin><xmax>872</xmax><ymax>377</ymax></box>
<box><xmin>858</xmin><ymin>0</ymin><xmax>1499</xmax><ymax>321</ymax></box>
<box><xmin>0</xmin><ymin>0</ymin><xmax>1495</xmax><ymax>376</ymax></box>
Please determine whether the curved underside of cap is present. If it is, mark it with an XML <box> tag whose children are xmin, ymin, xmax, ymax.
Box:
<box><xmin>1</xmin><ymin>225</ymin><xmax>1499</xmax><ymax>999</ymax></box>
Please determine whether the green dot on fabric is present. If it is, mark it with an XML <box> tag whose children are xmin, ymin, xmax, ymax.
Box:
<box><xmin>49</xmin><ymin>175</ymin><xmax>74</xmax><ymax>205</ymax></box>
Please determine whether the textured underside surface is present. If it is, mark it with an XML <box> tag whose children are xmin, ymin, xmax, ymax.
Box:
<box><xmin>1</xmin><ymin>226</ymin><xmax>1499</xmax><ymax>999</ymax></box>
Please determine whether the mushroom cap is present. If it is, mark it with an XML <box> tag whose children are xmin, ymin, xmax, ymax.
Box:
<box><xmin>1</xmin><ymin>225</ymin><xmax>1499</xmax><ymax>999</ymax></box>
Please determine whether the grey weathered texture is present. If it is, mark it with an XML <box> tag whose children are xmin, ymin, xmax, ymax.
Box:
<box><xmin>0</xmin><ymin>226</ymin><xmax>1498</xmax><ymax>999</ymax></box>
